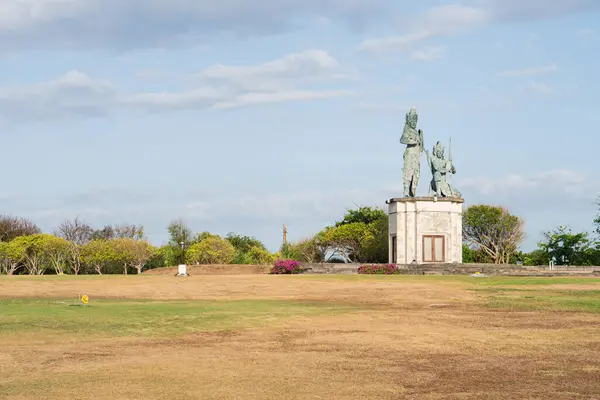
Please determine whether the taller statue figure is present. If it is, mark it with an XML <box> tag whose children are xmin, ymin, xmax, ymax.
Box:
<box><xmin>400</xmin><ymin>106</ymin><xmax>424</xmax><ymax>197</ymax></box>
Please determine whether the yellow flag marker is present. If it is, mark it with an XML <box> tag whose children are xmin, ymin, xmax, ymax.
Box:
<box><xmin>80</xmin><ymin>294</ymin><xmax>89</xmax><ymax>305</ymax></box>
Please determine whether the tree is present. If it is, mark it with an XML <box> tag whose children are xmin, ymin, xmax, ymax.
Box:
<box><xmin>55</xmin><ymin>217</ymin><xmax>93</xmax><ymax>245</ymax></box>
<box><xmin>186</xmin><ymin>236</ymin><xmax>236</xmax><ymax>265</ymax></box>
<box><xmin>319</xmin><ymin>223</ymin><xmax>374</xmax><ymax>263</ymax></box>
<box><xmin>334</xmin><ymin>206</ymin><xmax>388</xmax><ymax>263</ymax></box>
<box><xmin>0</xmin><ymin>215</ymin><xmax>40</xmax><ymax>242</ymax></box>
<box><xmin>91</xmin><ymin>224</ymin><xmax>144</xmax><ymax>240</ymax></box>
<box><xmin>226</xmin><ymin>233</ymin><xmax>267</xmax><ymax>253</ymax></box>
<box><xmin>65</xmin><ymin>242</ymin><xmax>83</xmax><ymax>275</ymax></box>
<box><xmin>284</xmin><ymin>237</ymin><xmax>326</xmax><ymax>263</ymax></box>
<box><xmin>463</xmin><ymin>205</ymin><xmax>525</xmax><ymax>264</ymax></box>
<box><xmin>167</xmin><ymin>219</ymin><xmax>193</xmax><ymax>264</ymax></box>
<box><xmin>11</xmin><ymin>234</ymin><xmax>52</xmax><ymax>275</ymax></box>
<box><xmin>0</xmin><ymin>241</ymin><xmax>26</xmax><ymax>275</ymax></box>
<box><xmin>112</xmin><ymin>238</ymin><xmax>157</xmax><ymax>274</ymax></box>
<box><xmin>246</xmin><ymin>246</ymin><xmax>275</xmax><ymax>265</ymax></box>
<box><xmin>81</xmin><ymin>240</ymin><xmax>115</xmax><ymax>275</ymax></box>
<box><xmin>43</xmin><ymin>236</ymin><xmax>70</xmax><ymax>275</ymax></box>
<box><xmin>539</xmin><ymin>226</ymin><xmax>594</xmax><ymax>266</ymax></box>
<box><xmin>113</xmin><ymin>224</ymin><xmax>144</xmax><ymax>239</ymax></box>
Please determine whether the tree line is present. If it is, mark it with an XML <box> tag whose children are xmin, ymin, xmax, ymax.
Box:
<box><xmin>1</xmin><ymin>196</ymin><xmax>598</xmax><ymax>275</ymax></box>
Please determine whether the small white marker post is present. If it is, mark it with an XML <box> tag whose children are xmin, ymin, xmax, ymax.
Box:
<box><xmin>176</xmin><ymin>241</ymin><xmax>188</xmax><ymax>276</ymax></box>
<box><xmin>177</xmin><ymin>264</ymin><xmax>188</xmax><ymax>276</ymax></box>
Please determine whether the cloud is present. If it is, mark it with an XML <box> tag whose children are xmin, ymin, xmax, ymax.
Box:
<box><xmin>485</xmin><ymin>0</ymin><xmax>600</xmax><ymax>22</ymax></box>
<box><xmin>527</xmin><ymin>81</ymin><xmax>556</xmax><ymax>95</ymax></box>
<box><xmin>357</xmin><ymin>31</ymin><xmax>433</xmax><ymax>54</ymax></box>
<box><xmin>409</xmin><ymin>46</ymin><xmax>445</xmax><ymax>61</ymax></box>
<box><xmin>0</xmin><ymin>0</ymin><xmax>390</xmax><ymax>52</ymax></box>
<box><xmin>358</xmin><ymin>4</ymin><xmax>490</xmax><ymax>54</ymax></box>
<box><xmin>195</xmin><ymin>49</ymin><xmax>351</xmax><ymax>92</ymax></box>
<box><xmin>501</xmin><ymin>64</ymin><xmax>559</xmax><ymax>77</ymax></box>
<box><xmin>577</xmin><ymin>28</ymin><xmax>596</xmax><ymax>38</ymax></box>
<box><xmin>458</xmin><ymin>169</ymin><xmax>593</xmax><ymax>200</ymax></box>
<box><xmin>358</xmin><ymin>1</ymin><xmax>600</xmax><ymax>55</ymax></box>
<box><xmin>0</xmin><ymin>71</ymin><xmax>117</xmax><ymax>121</ymax></box>
<box><xmin>0</xmin><ymin>50</ymin><xmax>353</xmax><ymax>121</ymax></box>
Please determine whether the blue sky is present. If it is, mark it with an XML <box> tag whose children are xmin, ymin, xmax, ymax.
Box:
<box><xmin>0</xmin><ymin>0</ymin><xmax>599</xmax><ymax>251</ymax></box>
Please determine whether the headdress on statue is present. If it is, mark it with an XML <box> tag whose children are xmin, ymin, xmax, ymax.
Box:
<box><xmin>433</xmin><ymin>141</ymin><xmax>444</xmax><ymax>156</ymax></box>
<box><xmin>405</xmin><ymin>106</ymin><xmax>418</xmax><ymax>125</ymax></box>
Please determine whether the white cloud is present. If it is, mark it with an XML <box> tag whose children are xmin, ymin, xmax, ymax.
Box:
<box><xmin>358</xmin><ymin>1</ymin><xmax>600</xmax><ymax>55</ymax></box>
<box><xmin>409</xmin><ymin>46</ymin><xmax>445</xmax><ymax>61</ymax></box>
<box><xmin>0</xmin><ymin>0</ymin><xmax>391</xmax><ymax>52</ymax></box>
<box><xmin>527</xmin><ymin>81</ymin><xmax>556</xmax><ymax>95</ymax></box>
<box><xmin>577</xmin><ymin>28</ymin><xmax>596</xmax><ymax>38</ymax></box>
<box><xmin>358</xmin><ymin>4</ymin><xmax>490</xmax><ymax>54</ymax></box>
<box><xmin>458</xmin><ymin>169</ymin><xmax>592</xmax><ymax>200</ymax></box>
<box><xmin>357</xmin><ymin>31</ymin><xmax>433</xmax><ymax>54</ymax></box>
<box><xmin>196</xmin><ymin>49</ymin><xmax>350</xmax><ymax>92</ymax></box>
<box><xmin>501</xmin><ymin>65</ymin><xmax>558</xmax><ymax>77</ymax></box>
<box><xmin>0</xmin><ymin>50</ymin><xmax>353</xmax><ymax>121</ymax></box>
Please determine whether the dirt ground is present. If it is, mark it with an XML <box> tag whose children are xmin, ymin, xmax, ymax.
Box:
<box><xmin>1</xmin><ymin>275</ymin><xmax>600</xmax><ymax>399</ymax></box>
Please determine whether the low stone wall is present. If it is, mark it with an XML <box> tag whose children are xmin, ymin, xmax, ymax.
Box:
<box><xmin>299</xmin><ymin>262</ymin><xmax>600</xmax><ymax>276</ymax></box>
<box><xmin>399</xmin><ymin>263</ymin><xmax>600</xmax><ymax>276</ymax></box>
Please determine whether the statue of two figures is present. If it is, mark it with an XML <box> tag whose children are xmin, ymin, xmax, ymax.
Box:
<box><xmin>400</xmin><ymin>106</ymin><xmax>461</xmax><ymax>198</ymax></box>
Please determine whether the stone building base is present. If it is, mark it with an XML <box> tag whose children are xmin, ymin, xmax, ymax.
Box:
<box><xmin>386</xmin><ymin>197</ymin><xmax>463</xmax><ymax>265</ymax></box>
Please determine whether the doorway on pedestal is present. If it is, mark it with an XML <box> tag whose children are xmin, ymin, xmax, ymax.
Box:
<box><xmin>422</xmin><ymin>235</ymin><xmax>445</xmax><ymax>263</ymax></box>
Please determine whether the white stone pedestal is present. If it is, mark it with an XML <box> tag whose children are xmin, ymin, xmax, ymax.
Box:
<box><xmin>176</xmin><ymin>264</ymin><xmax>188</xmax><ymax>276</ymax></box>
<box><xmin>386</xmin><ymin>197</ymin><xmax>463</xmax><ymax>265</ymax></box>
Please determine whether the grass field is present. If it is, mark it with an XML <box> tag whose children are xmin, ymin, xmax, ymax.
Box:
<box><xmin>1</xmin><ymin>275</ymin><xmax>600</xmax><ymax>399</ymax></box>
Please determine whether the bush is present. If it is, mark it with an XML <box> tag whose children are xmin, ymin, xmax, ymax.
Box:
<box><xmin>270</xmin><ymin>259</ymin><xmax>304</xmax><ymax>275</ymax></box>
<box><xmin>358</xmin><ymin>264</ymin><xmax>400</xmax><ymax>275</ymax></box>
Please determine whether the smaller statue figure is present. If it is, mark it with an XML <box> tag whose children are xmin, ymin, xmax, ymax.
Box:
<box><xmin>425</xmin><ymin>141</ymin><xmax>461</xmax><ymax>198</ymax></box>
<box><xmin>400</xmin><ymin>106</ymin><xmax>425</xmax><ymax>197</ymax></box>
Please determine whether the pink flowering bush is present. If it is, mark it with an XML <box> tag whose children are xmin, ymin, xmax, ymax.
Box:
<box><xmin>270</xmin><ymin>259</ymin><xmax>304</xmax><ymax>275</ymax></box>
<box><xmin>358</xmin><ymin>264</ymin><xmax>400</xmax><ymax>275</ymax></box>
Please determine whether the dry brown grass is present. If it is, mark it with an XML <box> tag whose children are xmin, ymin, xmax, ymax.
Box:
<box><xmin>1</xmin><ymin>275</ymin><xmax>600</xmax><ymax>399</ymax></box>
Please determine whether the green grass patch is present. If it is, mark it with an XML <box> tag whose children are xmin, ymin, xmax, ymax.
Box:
<box><xmin>484</xmin><ymin>292</ymin><xmax>600</xmax><ymax>313</ymax></box>
<box><xmin>0</xmin><ymin>299</ymin><xmax>360</xmax><ymax>338</ymax></box>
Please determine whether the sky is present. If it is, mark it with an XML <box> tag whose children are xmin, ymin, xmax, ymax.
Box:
<box><xmin>0</xmin><ymin>0</ymin><xmax>599</xmax><ymax>251</ymax></box>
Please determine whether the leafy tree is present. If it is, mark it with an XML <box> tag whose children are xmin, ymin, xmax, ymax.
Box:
<box><xmin>246</xmin><ymin>245</ymin><xmax>275</xmax><ymax>265</ymax></box>
<box><xmin>167</xmin><ymin>219</ymin><xmax>193</xmax><ymax>264</ymax></box>
<box><xmin>43</xmin><ymin>235</ymin><xmax>70</xmax><ymax>274</ymax></box>
<box><xmin>335</xmin><ymin>206</ymin><xmax>386</xmax><ymax>227</ymax></box>
<box><xmin>0</xmin><ymin>241</ymin><xmax>26</xmax><ymax>275</ymax></box>
<box><xmin>315</xmin><ymin>206</ymin><xmax>388</xmax><ymax>264</ymax></box>
<box><xmin>55</xmin><ymin>217</ymin><xmax>94</xmax><ymax>245</ymax></box>
<box><xmin>522</xmin><ymin>249</ymin><xmax>550</xmax><ymax>266</ymax></box>
<box><xmin>319</xmin><ymin>223</ymin><xmax>374</xmax><ymax>263</ymax></box>
<box><xmin>112</xmin><ymin>238</ymin><xmax>156</xmax><ymax>274</ymax></box>
<box><xmin>81</xmin><ymin>240</ymin><xmax>116</xmax><ymax>275</ymax></box>
<box><xmin>185</xmin><ymin>236</ymin><xmax>236</xmax><ymax>265</ymax></box>
<box><xmin>463</xmin><ymin>205</ymin><xmax>525</xmax><ymax>264</ymax></box>
<box><xmin>539</xmin><ymin>226</ymin><xmax>594</xmax><ymax>266</ymax></box>
<box><xmin>226</xmin><ymin>233</ymin><xmax>266</xmax><ymax>253</ymax></box>
<box><xmin>281</xmin><ymin>237</ymin><xmax>326</xmax><ymax>263</ymax></box>
<box><xmin>11</xmin><ymin>234</ymin><xmax>54</xmax><ymax>275</ymax></box>
<box><xmin>65</xmin><ymin>242</ymin><xmax>84</xmax><ymax>275</ymax></box>
<box><xmin>0</xmin><ymin>215</ymin><xmax>40</xmax><ymax>242</ymax></box>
